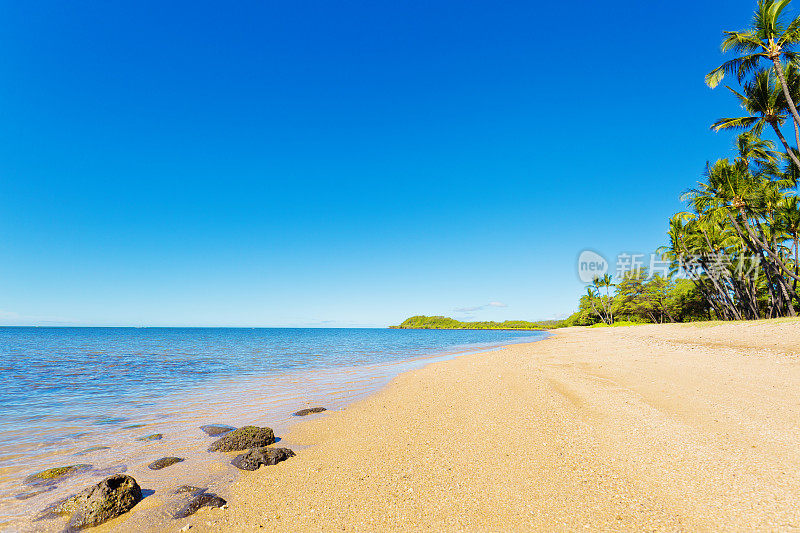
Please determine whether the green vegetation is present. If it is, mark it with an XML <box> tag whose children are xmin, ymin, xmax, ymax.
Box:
<box><xmin>570</xmin><ymin>0</ymin><xmax>800</xmax><ymax>326</ymax></box>
<box><xmin>589</xmin><ymin>321</ymin><xmax>643</xmax><ymax>328</ymax></box>
<box><xmin>392</xmin><ymin>316</ymin><xmax>564</xmax><ymax>330</ymax></box>
<box><xmin>567</xmin><ymin>273</ymin><xmax>710</xmax><ymax>326</ymax></box>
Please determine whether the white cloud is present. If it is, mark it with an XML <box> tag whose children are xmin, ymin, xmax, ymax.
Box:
<box><xmin>453</xmin><ymin>302</ymin><xmax>508</xmax><ymax>313</ymax></box>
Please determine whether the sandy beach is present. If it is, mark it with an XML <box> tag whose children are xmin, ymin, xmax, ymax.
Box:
<box><xmin>117</xmin><ymin>320</ymin><xmax>800</xmax><ymax>532</ymax></box>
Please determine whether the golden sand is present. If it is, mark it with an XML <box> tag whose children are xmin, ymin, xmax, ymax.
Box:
<box><xmin>135</xmin><ymin>320</ymin><xmax>800</xmax><ymax>531</ymax></box>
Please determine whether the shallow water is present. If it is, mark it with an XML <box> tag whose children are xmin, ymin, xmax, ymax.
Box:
<box><xmin>0</xmin><ymin>327</ymin><xmax>547</xmax><ymax>530</ymax></box>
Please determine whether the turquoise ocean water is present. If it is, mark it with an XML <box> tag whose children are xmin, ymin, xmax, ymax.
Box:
<box><xmin>0</xmin><ymin>327</ymin><xmax>548</xmax><ymax>529</ymax></box>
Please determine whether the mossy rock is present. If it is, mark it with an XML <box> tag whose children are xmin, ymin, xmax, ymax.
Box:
<box><xmin>34</xmin><ymin>474</ymin><xmax>141</xmax><ymax>527</ymax></box>
<box><xmin>35</xmin><ymin>491</ymin><xmax>87</xmax><ymax>521</ymax></box>
<box><xmin>76</xmin><ymin>446</ymin><xmax>110</xmax><ymax>456</ymax></box>
<box><xmin>231</xmin><ymin>447</ymin><xmax>295</xmax><ymax>471</ymax></box>
<box><xmin>136</xmin><ymin>433</ymin><xmax>163</xmax><ymax>442</ymax></box>
<box><xmin>24</xmin><ymin>464</ymin><xmax>92</xmax><ymax>486</ymax></box>
<box><xmin>67</xmin><ymin>474</ymin><xmax>142</xmax><ymax>529</ymax></box>
<box><xmin>148</xmin><ymin>457</ymin><xmax>184</xmax><ymax>470</ymax></box>
<box><xmin>122</xmin><ymin>424</ymin><xmax>146</xmax><ymax>429</ymax></box>
<box><xmin>292</xmin><ymin>407</ymin><xmax>327</xmax><ymax>416</ymax></box>
<box><xmin>207</xmin><ymin>426</ymin><xmax>275</xmax><ymax>452</ymax></box>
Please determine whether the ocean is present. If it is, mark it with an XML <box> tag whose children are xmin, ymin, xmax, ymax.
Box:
<box><xmin>0</xmin><ymin>327</ymin><xmax>548</xmax><ymax>529</ymax></box>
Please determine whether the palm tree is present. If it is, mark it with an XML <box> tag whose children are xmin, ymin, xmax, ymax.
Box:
<box><xmin>706</xmin><ymin>0</ymin><xmax>800</xmax><ymax>147</ymax></box>
<box><xmin>776</xmin><ymin>195</ymin><xmax>800</xmax><ymax>291</ymax></box>
<box><xmin>685</xmin><ymin>153</ymin><xmax>799</xmax><ymax>316</ymax></box>
<box><xmin>712</xmin><ymin>67</ymin><xmax>800</xmax><ymax>168</ymax></box>
<box><xmin>591</xmin><ymin>274</ymin><xmax>614</xmax><ymax>325</ymax></box>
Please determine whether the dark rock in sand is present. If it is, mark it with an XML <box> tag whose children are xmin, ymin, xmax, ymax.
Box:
<box><xmin>122</xmin><ymin>424</ymin><xmax>146</xmax><ymax>430</ymax></box>
<box><xmin>231</xmin><ymin>447</ymin><xmax>295</xmax><ymax>471</ymax></box>
<box><xmin>200</xmin><ymin>424</ymin><xmax>235</xmax><ymax>436</ymax></box>
<box><xmin>136</xmin><ymin>433</ymin><xmax>163</xmax><ymax>442</ymax></box>
<box><xmin>35</xmin><ymin>474</ymin><xmax>141</xmax><ymax>528</ymax></box>
<box><xmin>174</xmin><ymin>485</ymin><xmax>206</xmax><ymax>495</ymax></box>
<box><xmin>173</xmin><ymin>493</ymin><xmax>226</xmax><ymax>518</ymax></box>
<box><xmin>148</xmin><ymin>457</ymin><xmax>184</xmax><ymax>470</ymax></box>
<box><xmin>207</xmin><ymin>426</ymin><xmax>275</xmax><ymax>452</ymax></box>
<box><xmin>67</xmin><ymin>474</ymin><xmax>142</xmax><ymax>530</ymax></box>
<box><xmin>76</xmin><ymin>446</ymin><xmax>110</xmax><ymax>456</ymax></box>
<box><xmin>24</xmin><ymin>464</ymin><xmax>92</xmax><ymax>486</ymax></box>
<box><xmin>292</xmin><ymin>407</ymin><xmax>327</xmax><ymax>416</ymax></box>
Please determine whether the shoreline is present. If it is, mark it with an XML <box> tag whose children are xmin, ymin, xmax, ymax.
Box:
<box><xmin>9</xmin><ymin>331</ymin><xmax>548</xmax><ymax>532</ymax></box>
<box><xmin>171</xmin><ymin>319</ymin><xmax>800</xmax><ymax>532</ymax></box>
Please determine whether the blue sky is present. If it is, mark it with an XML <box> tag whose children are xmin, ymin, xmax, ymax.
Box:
<box><xmin>0</xmin><ymin>0</ymin><xmax>767</xmax><ymax>326</ymax></box>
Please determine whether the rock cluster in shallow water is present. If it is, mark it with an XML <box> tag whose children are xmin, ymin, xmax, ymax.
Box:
<box><xmin>29</xmin><ymin>417</ymin><xmax>306</xmax><ymax>526</ymax></box>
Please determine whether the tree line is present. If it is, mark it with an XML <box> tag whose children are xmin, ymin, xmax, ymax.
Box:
<box><xmin>572</xmin><ymin>0</ymin><xmax>800</xmax><ymax>326</ymax></box>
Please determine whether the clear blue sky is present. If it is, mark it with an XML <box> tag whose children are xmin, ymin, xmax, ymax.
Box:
<box><xmin>0</xmin><ymin>0</ymin><xmax>763</xmax><ymax>326</ymax></box>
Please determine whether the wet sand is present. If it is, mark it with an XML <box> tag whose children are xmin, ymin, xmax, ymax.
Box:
<box><xmin>142</xmin><ymin>319</ymin><xmax>800</xmax><ymax>532</ymax></box>
<box><xmin>13</xmin><ymin>340</ymin><xmax>546</xmax><ymax>532</ymax></box>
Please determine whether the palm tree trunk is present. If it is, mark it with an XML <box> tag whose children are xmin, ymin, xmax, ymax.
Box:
<box><xmin>727</xmin><ymin>213</ymin><xmax>786</xmax><ymax>316</ymax></box>
<box><xmin>699</xmin><ymin>257</ymin><xmax>743</xmax><ymax>320</ymax></box>
<box><xmin>792</xmin><ymin>232</ymin><xmax>799</xmax><ymax>295</ymax></box>
<box><xmin>678</xmin><ymin>250</ymin><xmax>727</xmax><ymax>319</ymax></box>
<box><xmin>733</xmin><ymin>209</ymin><xmax>800</xmax><ymax>283</ymax></box>
<box><xmin>773</xmin><ymin>58</ymin><xmax>800</xmax><ymax>147</ymax></box>
<box><xmin>756</xmin><ymin>219</ymin><xmax>800</xmax><ymax>309</ymax></box>
<box><xmin>793</xmin><ymin>119</ymin><xmax>799</xmax><ymax>155</ymax></box>
<box><xmin>770</xmin><ymin>122</ymin><xmax>800</xmax><ymax>169</ymax></box>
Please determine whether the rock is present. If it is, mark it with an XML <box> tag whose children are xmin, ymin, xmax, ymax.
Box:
<box><xmin>292</xmin><ymin>407</ymin><xmax>327</xmax><ymax>416</ymax></box>
<box><xmin>231</xmin><ymin>447</ymin><xmax>295</xmax><ymax>471</ymax></box>
<box><xmin>95</xmin><ymin>417</ymin><xmax>126</xmax><ymax>426</ymax></box>
<box><xmin>24</xmin><ymin>464</ymin><xmax>92</xmax><ymax>486</ymax></box>
<box><xmin>122</xmin><ymin>424</ymin><xmax>146</xmax><ymax>429</ymax></box>
<box><xmin>15</xmin><ymin>486</ymin><xmax>56</xmax><ymax>500</ymax></box>
<box><xmin>136</xmin><ymin>433</ymin><xmax>163</xmax><ymax>442</ymax></box>
<box><xmin>199</xmin><ymin>424</ymin><xmax>235</xmax><ymax>436</ymax></box>
<box><xmin>76</xmin><ymin>446</ymin><xmax>110</xmax><ymax>456</ymax></box>
<box><xmin>207</xmin><ymin>426</ymin><xmax>275</xmax><ymax>452</ymax></box>
<box><xmin>66</xmin><ymin>474</ymin><xmax>142</xmax><ymax>530</ymax></box>
<box><xmin>148</xmin><ymin>457</ymin><xmax>184</xmax><ymax>470</ymax></box>
<box><xmin>35</xmin><ymin>474</ymin><xmax>141</xmax><ymax>528</ymax></box>
<box><xmin>35</xmin><ymin>492</ymin><xmax>87</xmax><ymax>521</ymax></box>
<box><xmin>174</xmin><ymin>485</ymin><xmax>206</xmax><ymax>495</ymax></box>
<box><xmin>173</xmin><ymin>493</ymin><xmax>226</xmax><ymax>518</ymax></box>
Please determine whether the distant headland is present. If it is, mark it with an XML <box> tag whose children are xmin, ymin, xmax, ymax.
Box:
<box><xmin>390</xmin><ymin>315</ymin><xmax>562</xmax><ymax>330</ymax></box>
